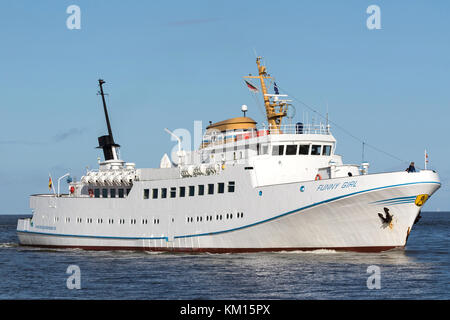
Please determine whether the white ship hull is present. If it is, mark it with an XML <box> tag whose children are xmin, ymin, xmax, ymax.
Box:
<box><xmin>17</xmin><ymin>169</ymin><xmax>440</xmax><ymax>252</ymax></box>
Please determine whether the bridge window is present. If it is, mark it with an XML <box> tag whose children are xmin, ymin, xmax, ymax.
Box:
<box><xmin>110</xmin><ymin>189</ymin><xmax>116</xmax><ymax>198</ymax></box>
<box><xmin>311</xmin><ymin>145</ymin><xmax>321</xmax><ymax>155</ymax></box>
<box><xmin>143</xmin><ymin>189</ymin><xmax>149</xmax><ymax>199</ymax></box>
<box><xmin>272</xmin><ymin>145</ymin><xmax>284</xmax><ymax>156</ymax></box>
<box><xmin>161</xmin><ymin>188</ymin><xmax>167</xmax><ymax>199</ymax></box>
<box><xmin>299</xmin><ymin>145</ymin><xmax>310</xmax><ymax>155</ymax></box>
<box><xmin>208</xmin><ymin>184</ymin><xmax>214</xmax><ymax>195</ymax></box>
<box><xmin>170</xmin><ymin>187</ymin><xmax>176</xmax><ymax>198</ymax></box>
<box><xmin>102</xmin><ymin>189</ymin><xmax>108</xmax><ymax>198</ymax></box>
<box><xmin>218</xmin><ymin>182</ymin><xmax>225</xmax><ymax>194</ymax></box>
<box><xmin>323</xmin><ymin>145</ymin><xmax>332</xmax><ymax>156</ymax></box>
<box><xmin>94</xmin><ymin>189</ymin><xmax>100</xmax><ymax>198</ymax></box>
<box><xmin>152</xmin><ymin>188</ymin><xmax>158</xmax><ymax>199</ymax></box>
<box><xmin>189</xmin><ymin>186</ymin><xmax>195</xmax><ymax>196</ymax></box>
<box><xmin>286</xmin><ymin>145</ymin><xmax>297</xmax><ymax>155</ymax></box>
<box><xmin>118</xmin><ymin>189</ymin><xmax>124</xmax><ymax>198</ymax></box>
<box><xmin>179</xmin><ymin>186</ymin><xmax>186</xmax><ymax>197</ymax></box>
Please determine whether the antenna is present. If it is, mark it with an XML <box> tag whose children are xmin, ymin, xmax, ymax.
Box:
<box><xmin>362</xmin><ymin>142</ymin><xmax>365</xmax><ymax>163</ymax></box>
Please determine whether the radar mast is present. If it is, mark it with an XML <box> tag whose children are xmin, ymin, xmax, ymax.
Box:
<box><xmin>244</xmin><ymin>57</ymin><xmax>289</xmax><ymax>131</ymax></box>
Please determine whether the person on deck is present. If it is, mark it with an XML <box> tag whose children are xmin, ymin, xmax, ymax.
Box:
<box><xmin>406</xmin><ymin>162</ymin><xmax>416</xmax><ymax>173</ymax></box>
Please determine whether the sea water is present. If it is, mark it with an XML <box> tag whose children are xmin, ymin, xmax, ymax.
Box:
<box><xmin>0</xmin><ymin>212</ymin><xmax>448</xmax><ymax>299</ymax></box>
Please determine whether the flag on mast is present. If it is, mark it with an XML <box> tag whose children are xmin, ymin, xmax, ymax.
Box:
<box><xmin>424</xmin><ymin>149</ymin><xmax>429</xmax><ymax>169</ymax></box>
<box><xmin>48</xmin><ymin>175</ymin><xmax>53</xmax><ymax>191</ymax></box>
<box><xmin>244</xmin><ymin>80</ymin><xmax>258</xmax><ymax>93</ymax></box>
<box><xmin>274</xmin><ymin>82</ymin><xmax>279</xmax><ymax>95</ymax></box>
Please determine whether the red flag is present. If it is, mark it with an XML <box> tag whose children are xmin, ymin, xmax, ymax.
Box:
<box><xmin>244</xmin><ymin>80</ymin><xmax>258</xmax><ymax>93</ymax></box>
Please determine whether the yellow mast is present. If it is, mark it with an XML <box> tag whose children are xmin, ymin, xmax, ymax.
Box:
<box><xmin>244</xmin><ymin>57</ymin><xmax>287</xmax><ymax>131</ymax></box>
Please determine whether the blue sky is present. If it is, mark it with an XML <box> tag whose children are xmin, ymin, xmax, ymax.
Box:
<box><xmin>0</xmin><ymin>0</ymin><xmax>449</xmax><ymax>213</ymax></box>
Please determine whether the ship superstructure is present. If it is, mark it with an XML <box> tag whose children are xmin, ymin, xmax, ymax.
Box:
<box><xmin>17</xmin><ymin>58</ymin><xmax>441</xmax><ymax>252</ymax></box>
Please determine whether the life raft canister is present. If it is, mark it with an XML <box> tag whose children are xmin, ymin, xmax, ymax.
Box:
<box><xmin>315</xmin><ymin>174</ymin><xmax>322</xmax><ymax>181</ymax></box>
<box><xmin>70</xmin><ymin>186</ymin><xmax>75</xmax><ymax>194</ymax></box>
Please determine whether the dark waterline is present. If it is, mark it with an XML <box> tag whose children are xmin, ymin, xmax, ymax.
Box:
<box><xmin>0</xmin><ymin>212</ymin><xmax>448</xmax><ymax>299</ymax></box>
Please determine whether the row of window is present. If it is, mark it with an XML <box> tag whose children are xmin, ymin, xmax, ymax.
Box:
<box><xmin>208</xmin><ymin>143</ymin><xmax>332</xmax><ymax>157</ymax></box>
<box><xmin>144</xmin><ymin>181</ymin><xmax>235</xmax><ymax>200</ymax></box>
<box><xmin>186</xmin><ymin>212</ymin><xmax>244</xmax><ymax>223</ymax></box>
<box><xmin>90</xmin><ymin>188</ymin><xmax>131</xmax><ymax>198</ymax></box>
<box><xmin>272</xmin><ymin>144</ymin><xmax>332</xmax><ymax>156</ymax></box>
<box><xmin>54</xmin><ymin>216</ymin><xmax>160</xmax><ymax>225</ymax></box>
<box><xmin>54</xmin><ymin>212</ymin><xmax>244</xmax><ymax>226</ymax></box>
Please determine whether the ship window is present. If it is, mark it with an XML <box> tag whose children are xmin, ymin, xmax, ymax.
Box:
<box><xmin>272</xmin><ymin>145</ymin><xmax>284</xmax><ymax>156</ymax></box>
<box><xmin>299</xmin><ymin>145</ymin><xmax>310</xmax><ymax>155</ymax></box>
<box><xmin>152</xmin><ymin>188</ymin><xmax>158</xmax><ymax>199</ymax></box>
<box><xmin>126</xmin><ymin>188</ymin><xmax>131</xmax><ymax>196</ymax></box>
<box><xmin>189</xmin><ymin>186</ymin><xmax>195</xmax><ymax>196</ymax></box>
<box><xmin>228</xmin><ymin>181</ymin><xmax>235</xmax><ymax>192</ymax></box>
<box><xmin>102</xmin><ymin>189</ymin><xmax>108</xmax><ymax>198</ymax></box>
<box><xmin>170</xmin><ymin>187</ymin><xmax>176</xmax><ymax>198</ymax></box>
<box><xmin>94</xmin><ymin>189</ymin><xmax>100</xmax><ymax>198</ymax></box>
<box><xmin>208</xmin><ymin>184</ymin><xmax>214</xmax><ymax>195</ymax></box>
<box><xmin>261</xmin><ymin>144</ymin><xmax>269</xmax><ymax>155</ymax></box>
<box><xmin>161</xmin><ymin>188</ymin><xmax>167</xmax><ymax>199</ymax></box>
<box><xmin>143</xmin><ymin>189</ymin><xmax>149</xmax><ymax>199</ymax></box>
<box><xmin>198</xmin><ymin>185</ymin><xmax>205</xmax><ymax>196</ymax></box>
<box><xmin>179</xmin><ymin>186</ymin><xmax>186</xmax><ymax>197</ymax></box>
<box><xmin>118</xmin><ymin>189</ymin><xmax>124</xmax><ymax>198</ymax></box>
<box><xmin>286</xmin><ymin>145</ymin><xmax>297</xmax><ymax>155</ymax></box>
<box><xmin>218</xmin><ymin>183</ymin><xmax>225</xmax><ymax>194</ymax></box>
<box><xmin>110</xmin><ymin>189</ymin><xmax>116</xmax><ymax>198</ymax></box>
<box><xmin>311</xmin><ymin>145</ymin><xmax>321</xmax><ymax>155</ymax></box>
<box><xmin>323</xmin><ymin>145</ymin><xmax>332</xmax><ymax>156</ymax></box>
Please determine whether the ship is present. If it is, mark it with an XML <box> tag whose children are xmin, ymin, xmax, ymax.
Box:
<box><xmin>17</xmin><ymin>57</ymin><xmax>441</xmax><ymax>252</ymax></box>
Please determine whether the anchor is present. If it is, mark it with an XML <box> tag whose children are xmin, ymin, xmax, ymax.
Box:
<box><xmin>378</xmin><ymin>207</ymin><xmax>393</xmax><ymax>225</ymax></box>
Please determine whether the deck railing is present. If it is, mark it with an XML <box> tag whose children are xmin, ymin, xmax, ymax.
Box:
<box><xmin>201</xmin><ymin>123</ymin><xmax>331</xmax><ymax>147</ymax></box>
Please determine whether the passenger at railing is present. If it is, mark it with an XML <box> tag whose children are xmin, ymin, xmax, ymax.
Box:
<box><xmin>406</xmin><ymin>162</ymin><xmax>416</xmax><ymax>173</ymax></box>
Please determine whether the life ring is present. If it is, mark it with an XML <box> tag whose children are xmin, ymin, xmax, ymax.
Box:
<box><xmin>88</xmin><ymin>189</ymin><xmax>94</xmax><ymax>197</ymax></box>
<box><xmin>315</xmin><ymin>174</ymin><xmax>322</xmax><ymax>181</ymax></box>
<box><xmin>70</xmin><ymin>186</ymin><xmax>75</xmax><ymax>194</ymax></box>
